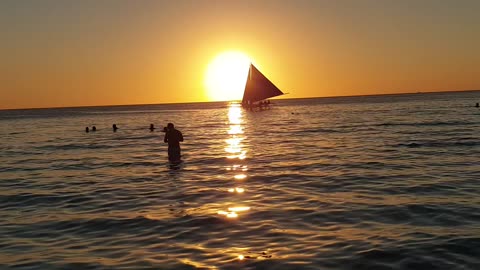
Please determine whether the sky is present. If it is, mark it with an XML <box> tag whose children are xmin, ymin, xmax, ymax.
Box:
<box><xmin>1</xmin><ymin>0</ymin><xmax>479</xmax><ymax>109</ymax></box>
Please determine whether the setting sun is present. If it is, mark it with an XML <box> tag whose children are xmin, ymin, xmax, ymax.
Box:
<box><xmin>205</xmin><ymin>51</ymin><xmax>251</xmax><ymax>101</ymax></box>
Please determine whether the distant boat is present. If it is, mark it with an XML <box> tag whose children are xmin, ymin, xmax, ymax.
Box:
<box><xmin>241</xmin><ymin>64</ymin><xmax>285</xmax><ymax>108</ymax></box>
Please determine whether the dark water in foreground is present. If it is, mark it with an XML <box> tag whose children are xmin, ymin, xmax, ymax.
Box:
<box><xmin>1</xmin><ymin>91</ymin><xmax>480</xmax><ymax>269</ymax></box>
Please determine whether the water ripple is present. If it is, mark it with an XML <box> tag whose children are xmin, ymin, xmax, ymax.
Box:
<box><xmin>1</xmin><ymin>93</ymin><xmax>480</xmax><ymax>269</ymax></box>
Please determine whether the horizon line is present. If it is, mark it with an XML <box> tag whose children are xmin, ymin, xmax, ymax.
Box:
<box><xmin>1</xmin><ymin>89</ymin><xmax>479</xmax><ymax>111</ymax></box>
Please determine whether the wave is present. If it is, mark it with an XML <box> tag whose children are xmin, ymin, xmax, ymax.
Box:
<box><xmin>4</xmin><ymin>214</ymin><xmax>231</xmax><ymax>240</ymax></box>
<box><xmin>348</xmin><ymin>236</ymin><xmax>480</xmax><ymax>270</ymax></box>
<box><xmin>378</xmin><ymin>120</ymin><xmax>477</xmax><ymax>127</ymax></box>
<box><xmin>2</xmin><ymin>93</ymin><xmax>480</xmax><ymax>269</ymax></box>
<box><xmin>0</xmin><ymin>193</ymin><xmax>95</xmax><ymax>210</ymax></box>
<box><xmin>297</xmin><ymin>128</ymin><xmax>344</xmax><ymax>134</ymax></box>
<box><xmin>35</xmin><ymin>143</ymin><xmax>115</xmax><ymax>151</ymax></box>
<box><xmin>396</xmin><ymin>139</ymin><xmax>480</xmax><ymax>148</ymax></box>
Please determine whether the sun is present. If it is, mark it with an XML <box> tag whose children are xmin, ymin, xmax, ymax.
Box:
<box><xmin>205</xmin><ymin>51</ymin><xmax>251</xmax><ymax>101</ymax></box>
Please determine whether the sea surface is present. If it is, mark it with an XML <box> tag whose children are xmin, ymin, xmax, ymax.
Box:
<box><xmin>1</xmin><ymin>91</ymin><xmax>479</xmax><ymax>270</ymax></box>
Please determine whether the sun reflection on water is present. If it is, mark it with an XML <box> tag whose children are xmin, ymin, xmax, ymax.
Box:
<box><xmin>234</xmin><ymin>174</ymin><xmax>247</xmax><ymax>180</ymax></box>
<box><xmin>228</xmin><ymin>104</ymin><xmax>243</xmax><ymax>124</ymax></box>
<box><xmin>225</xmin><ymin>164</ymin><xmax>248</xmax><ymax>171</ymax></box>
<box><xmin>219</xmin><ymin>103</ymin><xmax>250</xmax><ymax>220</ymax></box>
<box><xmin>225</xmin><ymin>120</ymin><xmax>247</xmax><ymax>159</ymax></box>
<box><xmin>228</xmin><ymin>187</ymin><xmax>245</xmax><ymax>193</ymax></box>
<box><xmin>228</xmin><ymin>206</ymin><xmax>250</xmax><ymax>212</ymax></box>
<box><xmin>228</xmin><ymin>125</ymin><xmax>244</xmax><ymax>135</ymax></box>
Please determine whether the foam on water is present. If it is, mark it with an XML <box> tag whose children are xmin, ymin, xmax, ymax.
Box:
<box><xmin>1</xmin><ymin>91</ymin><xmax>479</xmax><ymax>269</ymax></box>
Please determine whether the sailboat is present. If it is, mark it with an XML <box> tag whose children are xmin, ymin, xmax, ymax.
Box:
<box><xmin>241</xmin><ymin>64</ymin><xmax>285</xmax><ymax>108</ymax></box>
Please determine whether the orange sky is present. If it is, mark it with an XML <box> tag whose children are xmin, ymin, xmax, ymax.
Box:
<box><xmin>1</xmin><ymin>0</ymin><xmax>479</xmax><ymax>109</ymax></box>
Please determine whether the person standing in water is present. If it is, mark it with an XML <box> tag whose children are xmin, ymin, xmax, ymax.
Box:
<box><xmin>164</xmin><ymin>123</ymin><xmax>183</xmax><ymax>162</ymax></box>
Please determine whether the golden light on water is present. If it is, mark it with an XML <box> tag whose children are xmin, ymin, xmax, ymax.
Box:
<box><xmin>228</xmin><ymin>206</ymin><xmax>250</xmax><ymax>212</ymax></box>
<box><xmin>225</xmin><ymin>138</ymin><xmax>243</xmax><ymax>154</ymax></box>
<box><xmin>228</xmin><ymin>125</ymin><xmax>244</xmax><ymax>135</ymax></box>
<box><xmin>225</xmin><ymin>138</ymin><xmax>243</xmax><ymax>149</ymax></box>
<box><xmin>217</xmin><ymin>206</ymin><xmax>250</xmax><ymax>219</ymax></box>
<box><xmin>218</xmin><ymin>103</ymin><xmax>251</xmax><ymax>220</ymax></box>
<box><xmin>217</xmin><ymin>210</ymin><xmax>239</xmax><ymax>218</ymax></box>
<box><xmin>226</xmin><ymin>105</ymin><xmax>247</xmax><ymax>159</ymax></box>
<box><xmin>228</xmin><ymin>187</ymin><xmax>245</xmax><ymax>193</ymax></box>
<box><xmin>226</xmin><ymin>165</ymin><xmax>248</xmax><ymax>171</ymax></box>
<box><xmin>227</xmin><ymin>212</ymin><xmax>238</xmax><ymax>218</ymax></box>
<box><xmin>226</xmin><ymin>152</ymin><xmax>247</xmax><ymax>160</ymax></box>
<box><xmin>228</xmin><ymin>104</ymin><xmax>243</xmax><ymax>124</ymax></box>
<box><xmin>234</xmin><ymin>174</ymin><xmax>247</xmax><ymax>180</ymax></box>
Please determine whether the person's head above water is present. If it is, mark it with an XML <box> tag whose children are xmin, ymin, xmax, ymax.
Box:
<box><xmin>167</xmin><ymin>123</ymin><xmax>174</xmax><ymax>130</ymax></box>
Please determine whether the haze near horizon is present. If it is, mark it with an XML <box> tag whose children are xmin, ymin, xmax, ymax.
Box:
<box><xmin>1</xmin><ymin>0</ymin><xmax>479</xmax><ymax>109</ymax></box>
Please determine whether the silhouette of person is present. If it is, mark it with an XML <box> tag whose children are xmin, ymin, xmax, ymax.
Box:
<box><xmin>85</xmin><ymin>127</ymin><xmax>90</xmax><ymax>133</ymax></box>
<box><xmin>112</xmin><ymin>124</ymin><xmax>118</xmax><ymax>132</ymax></box>
<box><xmin>164</xmin><ymin>123</ymin><xmax>183</xmax><ymax>162</ymax></box>
<box><xmin>92</xmin><ymin>126</ymin><xmax>97</xmax><ymax>132</ymax></box>
<box><xmin>245</xmin><ymin>100</ymin><xmax>253</xmax><ymax>110</ymax></box>
<box><xmin>149</xmin><ymin>124</ymin><xmax>155</xmax><ymax>131</ymax></box>
<box><xmin>476</xmin><ymin>103</ymin><xmax>479</xmax><ymax>108</ymax></box>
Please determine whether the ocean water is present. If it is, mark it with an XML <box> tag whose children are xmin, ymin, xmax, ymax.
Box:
<box><xmin>1</xmin><ymin>91</ymin><xmax>479</xmax><ymax>270</ymax></box>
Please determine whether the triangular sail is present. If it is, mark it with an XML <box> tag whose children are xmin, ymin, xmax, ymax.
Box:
<box><xmin>242</xmin><ymin>64</ymin><xmax>284</xmax><ymax>104</ymax></box>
